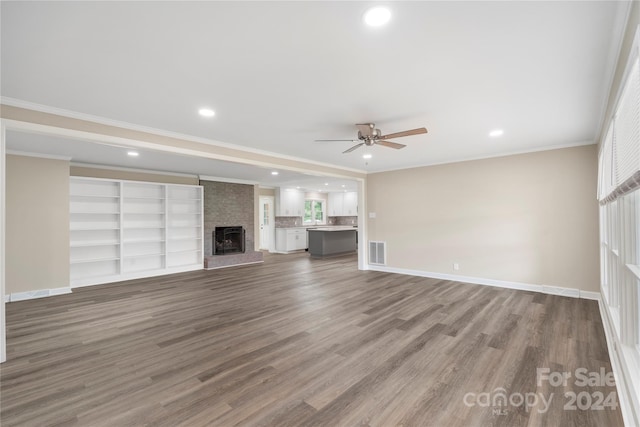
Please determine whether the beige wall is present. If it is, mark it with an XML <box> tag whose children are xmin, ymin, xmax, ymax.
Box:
<box><xmin>366</xmin><ymin>145</ymin><xmax>600</xmax><ymax>292</ymax></box>
<box><xmin>7</xmin><ymin>155</ymin><xmax>70</xmax><ymax>293</ymax></box>
<box><xmin>304</xmin><ymin>191</ymin><xmax>328</xmax><ymax>202</ymax></box>
<box><xmin>258</xmin><ymin>187</ymin><xmax>275</xmax><ymax>197</ymax></box>
<box><xmin>71</xmin><ymin>166</ymin><xmax>198</xmax><ymax>185</ymax></box>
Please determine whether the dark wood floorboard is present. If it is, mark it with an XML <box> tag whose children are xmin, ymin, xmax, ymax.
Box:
<box><xmin>0</xmin><ymin>252</ymin><xmax>623</xmax><ymax>426</ymax></box>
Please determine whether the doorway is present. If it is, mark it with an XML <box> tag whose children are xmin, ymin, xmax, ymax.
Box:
<box><xmin>259</xmin><ymin>196</ymin><xmax>275</xmax><ymax>251</ymax></box>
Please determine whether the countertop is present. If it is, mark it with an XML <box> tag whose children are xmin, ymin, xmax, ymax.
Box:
<box><xmin>276</xmin><ymin>225</ymin><xmax>357</xmax><ymax>230</ymax></box>
<box><xmin>307</xmin><ymin>226</ymin><xmax>358</xmax><ymax>232</ymax></box>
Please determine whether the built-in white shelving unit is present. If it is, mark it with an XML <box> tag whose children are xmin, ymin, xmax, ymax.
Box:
<box><xmin>70</xmin><ymin>177</ymin><xmax>203</xmax><ymax>287</ymax></box>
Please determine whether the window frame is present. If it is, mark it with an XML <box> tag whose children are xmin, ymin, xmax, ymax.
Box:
<box><xmin>303</xmin><ymin>198</ymin><xmax>326</xmax><ymax>225</ymax></box>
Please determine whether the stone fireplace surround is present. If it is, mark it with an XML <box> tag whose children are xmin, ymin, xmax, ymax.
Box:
<box><xmin>201</xmin><ymin>180</ymin><xmax>263</xmax><ymax>269</ymax></box>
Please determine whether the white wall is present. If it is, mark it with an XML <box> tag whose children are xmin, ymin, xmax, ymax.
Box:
<box><xmin>367</xmin><ymin>145</ymin><xmax>600</xmax><ymax>292</ymax></box>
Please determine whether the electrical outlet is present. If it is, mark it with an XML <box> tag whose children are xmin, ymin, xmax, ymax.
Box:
<box><xmin>453</xmin><ymin>263</ymin><xmax>460</xmax><ymax>271</ymax></box>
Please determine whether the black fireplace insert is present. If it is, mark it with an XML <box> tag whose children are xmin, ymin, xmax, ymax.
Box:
<box><xmin>213</xmin><ymin>226</ymin><xmax>245</xmax><ymax>255</ymax></box>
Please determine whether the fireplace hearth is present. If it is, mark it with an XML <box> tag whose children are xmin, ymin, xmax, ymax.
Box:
<box><xmin>214</xmin><ymin>226</ymin><xmax>245</xmax><ymax>255</ymax></box>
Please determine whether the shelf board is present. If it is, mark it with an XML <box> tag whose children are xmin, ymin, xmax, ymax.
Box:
<box><xmin>70</xmin><ymin>241</ymin><xmax>120</xmax><ymax>247</ymax></box>
<box><xmin>168</xmin><ymin>197</ymin><xmax>201</xmax><ymax>201</ymax></box>
<box><xmin>168</xmin><ymin>237</ymin><xmax>202</xmax><ymax>241</ymax></box>
<box><xmin>122</xmin><ymin>225</ymin><xmax>165</xmax><ymax>229</ymax></box>
<box><xmin>71</xmin><ymin>256</ymin><xmax>120</xmax><ymax>264</ymax></box>
<box><xmin>123</xmin><ymin>239</ymin><xmax>166</xmax><ymax>244</ymax></box>
<box><xmin>70</xmin><ymin>211</ymin><xmax>120</xmax><ymax>215</ymax></box>
<box><xmin>122</xmin><ymin>212</ymin><xmax>166</xmax><ymax>215</ymax></box>
<box><xmin>70</xmin><ymin>227</ymin><xmax>120</xmax><ymax>231</ymax></box>
<box><xmin>123</xmin><ymin>253</ymin><xmax>166</xmax><ymax>259</ymax></box>
<box><xmin>123</xmin><ymin>196</ymin><xmax>165</xmax><ymax>200</ymax></box>
<box><xmin>169</xmin><ymin>225</ymin><xmax>202</xmax><ymax>229</ymax></box>
<box><xmin>168</xmin><ymin>249</ymin><xmax>202</xmax><ymax>254</ymax></box>
<box><xmin>70</xmin><ymin>194</ymin><xmax>120</xmax><ymax>199</ymax></box>
<box><xmin>168</xmin><ymin>212</ymin><xmax>201</xmax><ymax>215</ymax></box>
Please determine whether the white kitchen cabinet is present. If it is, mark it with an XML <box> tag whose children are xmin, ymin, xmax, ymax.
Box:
<box><xmin>342</xmin><ymin>192</ymin><xmax>358</xmax><ymax>216</ymax></box>
<box><xmin>328</xmin><ymin>192</ymin><xmax>358</xmax><ymax>216</ymax></box>
<box><xmin>70</xmin><ymin>177</ymin><xmax>203</xmax><ymax>287</ymax></box>
<box><xmin>275</xmin><ymin>188</ymin><xmax>304</xmax><ymax>216</ymax></box>
<box><xmin>328</xmin><ymin>192</ymin><xmax>344</xmax><ymax>216</ymax></box>
<box><xmin>275</xmin><ymin>228</ymin><xmax>308</xmax><ymax>252</ymax></box>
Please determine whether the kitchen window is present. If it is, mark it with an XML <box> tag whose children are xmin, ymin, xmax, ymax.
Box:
<box><xmin>304</xmin><ymin>199</ymin><xmax>326</xmax><ymax>225</ymax></box>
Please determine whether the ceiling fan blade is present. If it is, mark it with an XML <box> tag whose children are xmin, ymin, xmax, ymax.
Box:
<box><xmin>379</xmin><ymin>127</ymin><xmax>428</xmax><ymax>140</ymax></box>
<box><xmin>315</xmin><ymin>139</ymin><xmax>357</xmax><ymax>142</ymax></box>
<box><xmin>375</xmin><ymin>140</ymin><xmax>406</xmax><ymax>150</ymax></box>
<box><xmin>356</xmin><ymin>123</ymin><xmax>374</xmax><ymax>136</ymax></box>
<box><xmin>343</xmin><ymin>143</ymin><xmax>365</xmax><ymax>153</ymax></box>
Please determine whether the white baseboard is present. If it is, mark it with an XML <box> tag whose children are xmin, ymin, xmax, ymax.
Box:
<box><xmin>205</xmin><ymin>260</ymin><xmax>264</xmax><ymax>270</ymax></box>
<box><xmin>71</xmin><ymin>264</ymin><xmax>203</xmax><ymax>288</ymax></box>
<box><xmin>597</xmin><ymin>297</ymin><xmax>640</xmax><ymax>426</ymax></box>
<box><xmin>5</xmin><ymin>287</ymin><xmax>72</xmax><ymax>302</ymax></box>
<box><xmin>579</xmin><ymin>290</ymin><xmax>602</xmax><ymax>300</ymax></box>
<box><xmin>367</xmin><ymin>265</ymin><xmax>594</xmax><ymax>300</ymax></box>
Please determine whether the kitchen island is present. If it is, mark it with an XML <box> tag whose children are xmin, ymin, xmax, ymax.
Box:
<box><xmin>307</xmin><ymin>226</ymin><xmax>357</xmax><ymax>258</ymax></box>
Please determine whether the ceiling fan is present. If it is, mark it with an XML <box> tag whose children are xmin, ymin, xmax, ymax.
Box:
<box><xmin>315</xmin><ymin>123</ymin><xmax>428</xmax><ymax>153</ymax></box>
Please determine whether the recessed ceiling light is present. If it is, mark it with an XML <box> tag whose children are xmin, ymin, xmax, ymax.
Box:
<box><xmin>324</xmin><ymin>183</ymin><xmax>329</xmax><ymax>186</ymax></box>
<box><xmin>127</xmin><ymin>151</ymin><xmax>139</xmax><ymax>157</ymax></box>
<box><xmin>271</xmin><ymin>171</ymin><xmax>279</xmax><ymax>175</ymax></box>
<box><xmin>296</xmin><ymin>186</ymin><xmax>300</xmax><ymax>189</ymax></box>
<box><xmin>341</xmin><ymin>184</ymin><xmax>346</xmax><ymax>188</ymax></box>
<box><xmin>198</xmin><ymin>108</ymin><xmax>215</xmax><ymax>117</ymax></box>
<box><xmin>363</xmin><ymin>153</ymin><xmax>373</xmax><ymax>159</ymax></box>
<box><xmin>489</xmin><ymin>129</ymin><xmax>504</xmax><ymax>137</ymax></box>
<box><xmin>363</xmin><ymin>6</ymin><xmax>391</xmax><ymax>27</ymax></box>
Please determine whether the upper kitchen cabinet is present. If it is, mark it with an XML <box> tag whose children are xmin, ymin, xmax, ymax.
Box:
<box><xmin>343</xmin><ymin>192</ymin><xmax>358</xmax><ymax>216</ymax></box>
<box><xmin>328</xmin><ymin>192</ymin><xmax>343</xmax><ymax>216</ymax></box>
<box><xmin>275</xmin><ymin>188</ymin><xmax>304</xmax><ymax>216</ymax></box>
<box><xmin>328</xmin><ymin>192</ymin><xmax>358</xmax><ymax>216</ymax></box>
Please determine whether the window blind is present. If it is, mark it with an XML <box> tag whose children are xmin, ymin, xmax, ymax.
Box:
<box><xmin>599</xmin><ymin>55</ymin><xmax>640</xmax><ymax>204</ymax></box>
<box><xmin>598</xmin><ymin>123</ymin><xmax>615</xmax><ymax>201</ymax></box>
<box><xmin>615</xmin><ymin>58</ymin><xmax>640</xmax><ymax>185</ymax></box>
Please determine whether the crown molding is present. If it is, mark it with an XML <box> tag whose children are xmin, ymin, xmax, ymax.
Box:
<box><xmin>199</xmin><ymin>175</ymin><xmax>258</xmax><ymax>185</ymax></box>
<box><xmin>369</xmin><ymin>140</ymin><xmax>596</xmax><ymax>174</ymax></box>
<box><xmin>1</xmin><ymin>97</ymin><xmax>368</xmax><ymax>175</ymax></box>
<box><xmin>6</xmin><ymin>150</ymin><xmax>72</xmax><ymax>161</ymax></box>
<box><xmin>71</xmin><ymin>162</ymin><xmax>198</xmax><ymax>178</ymax></box>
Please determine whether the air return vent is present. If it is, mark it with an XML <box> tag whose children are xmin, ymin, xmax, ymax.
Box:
<box><xmin>368</xmin><ymin>241</ymin><xmax>386</xmax><ymax>265</ymax></box>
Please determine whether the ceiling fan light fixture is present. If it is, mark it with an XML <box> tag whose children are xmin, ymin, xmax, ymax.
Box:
<box><xmin>363</xmin><ymin>153</ymin><xmax>373</xmax><ymax>159</ymax></box>
<box><xmin>363</xmin><ymin>6</ymin><xmax>391</xmax><ymax>27</ymax></box>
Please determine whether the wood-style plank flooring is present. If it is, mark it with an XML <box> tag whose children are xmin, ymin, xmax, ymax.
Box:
<box><xmin>1</xmin><ymin>252</ymin><xmax>623</xmax><ymax>426</ymax></box>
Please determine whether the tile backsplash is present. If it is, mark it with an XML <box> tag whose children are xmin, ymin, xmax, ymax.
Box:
<box><xmin>275</xmin><ymin>216</ymin><xmax>302</xmax><ymax>227</ymax></box>
<box><xmin>275</xmin><ymin>216</ymin><xmax>358</xmax><ymax>227</ymax></box>
<box><xmin>328</xmin><ymin>216</ymin><xmax>358</xmax><ymax>225</ymax></box>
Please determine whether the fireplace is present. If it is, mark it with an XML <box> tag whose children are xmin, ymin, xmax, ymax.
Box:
<box><xmin>213</xmin><ymin>226</ymin><xmax>245</xmax><ymax>255</ymax></box>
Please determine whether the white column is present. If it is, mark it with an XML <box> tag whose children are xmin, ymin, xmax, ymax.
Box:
<box><xmin>357</xmin><ymin>178</ymin><xmax>367</xmax><ymax>271</ymax></box>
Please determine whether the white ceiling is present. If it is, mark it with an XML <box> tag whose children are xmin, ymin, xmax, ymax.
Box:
<box><xmin>0</xmin><ymin>1</ymin><xmax>628</xmax><ymax>177</ymax></box>
<box><xmin>5</xmin><ymin>130</ymin><xmax>360</xmax><ymax>192</ymax></box>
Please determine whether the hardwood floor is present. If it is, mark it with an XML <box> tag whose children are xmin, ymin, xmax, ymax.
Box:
<box><xmin>1</xmin><ymin>253</ymin><xmax>623</xmax><ymax>426</ymax></box>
